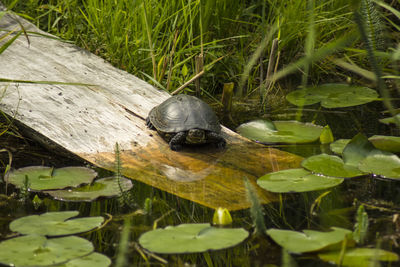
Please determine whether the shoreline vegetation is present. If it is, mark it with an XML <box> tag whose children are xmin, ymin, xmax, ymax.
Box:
<box><xmin>3</xmin><ymin>0</ymin><xmax>370</xmax><ymax>99</ymax></box>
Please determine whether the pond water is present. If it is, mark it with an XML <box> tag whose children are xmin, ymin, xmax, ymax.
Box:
<box><xmin>0</xmin><ymin>102</ymin><xmax>399</xmax><ymax>266</ymax></box>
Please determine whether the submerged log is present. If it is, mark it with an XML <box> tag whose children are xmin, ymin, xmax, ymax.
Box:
<box><xmin>0</xmin><ymin>5</ymin><xmax>302</xmax><ymax>210</ymax></box>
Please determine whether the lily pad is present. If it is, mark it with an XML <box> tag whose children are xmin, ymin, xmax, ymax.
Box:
<box><xmin>257</xmin><ymin>168</ymin><xmax>343</xmax><ymax>193</ymax></box>
<box><xmin>10</xmin><ymin>211</ymin><xmax>104</xmax><ymax>236</ymax></box>
<box><xmin>6</xmin><ymin>166</ymin><xmax>97</xmax><ymax>191</ymax></box>
<box><xmin>330</xmin><ymin>139</ymin><xmax>350</xmax><ymax>155</ymax></box>
<box><xmin>369</xmin><ymin>135</ymin><xmax>400</xmax><ymax>153</ymax></box>
<box><xmin>139</xmin><ymin>223</ymin><xmax>248</xmax><ymax>254</ymax></box>
<box><xmin>236</xmin><ymin>120</ymin><xmax>323</xmax><ymax>144</ymax></box>
<box><xmin>359</xmin><ymin>153</ymin><xmax>400</xmax><ymax>179</ymax></box>
<box><xmin>318</xmin><ymin>248</ymin><xmax>399</xmax><ymax>266</ymax></box>
<box><xmin>286</xmin><ymin>83</ymin><xmax>379</xmax><ymax>108</ymax></box>
<box><xmin>342</xmin><ymin>133</ymin><xmax>375</xmax><ymax>167</ymax></box>
<box><xmin>302</xmin><ymin>154</ymin><xmax>365</xmax><ymax>178</ymax></box>
<box><xmin>0</xmin><ymin>235</ymin><xmax>93</xmax><ymax>267</ymax></box>
<box><xmin>44</xmin><ymin>177</ymin><xmax>133</xmax><ymax>202</ymax></box>
<box><xmin>266</xmin><ymin>227</ymin><xmax>352</xmax><ymax>254</ymax></box>
<box><xmin>379</xmin><ymin>114</ymin><xmax>400</xmax><ymax>125</ymax></box>
<box><xmin>62</xmin><ymin>252</ymin><xmax>111</xmax><ymax>267</ymax></box>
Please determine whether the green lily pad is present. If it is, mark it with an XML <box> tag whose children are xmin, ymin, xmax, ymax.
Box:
<box><xmin>236</xmin><ymin>120</ymin><xmax>323</xmax><ymax>144</ymax></box>
<box><xmin>257</xmin><ymin>168</ymin><xmax>343</xmax><ymax>193</ymax></box>
<box><xmin>286</xmin><ymin>84</ymin><xmax>379</xmax><ymax>108</ymax></box>
<box><xmin>6</xmin><ymin>166</ymin><xmax>97</xmax><ymax>191</ymax></box>
<box><xmin>369</xmin><ymin>135</ymin><xmax>400</xmax><ymax>153</ymax></box>
<box><xmin>44</xmin><ymin>177</ymin><xmax>133</xmax><ymax>202</ymax></box>
<box><xmin>330</xmin><ymin>139</ymin><xmax>350</xmax><ymax>155</ymax></box>
<box><xmin>139</xmin><ymin>223</ymin><xmax>248</xmax><ymax>254</ymax></box>
<box><xmin>10</xmin><ymin>211</ymin><xmax>104</xmax><ymax>236</ymax></box>
<box><xmin>0</xmin><ymin>235</ymin><xmax>93</xmax><ymax>267</ymax></box>
<box><xmin>266</xmin><ymin>227</ymin><xmax>352</xmax><ymax>254</ymax></box>
<box><xmin>342</xmin><ymin>133</ymin><xmax>376</xmax><ymax>167</ymax></box>
<box><xmin>61</xmin><ymin>252</ymin><xmax>111</xmax><ymax>267</ymax></box>
<box><xmin>359</xmin><ymin>153</ymin><xmax>400</xmax><ymax>179</ymax></box>
<box><xmin>302</xmin><ymin>154</ymin><xmax>365</xmax><ymax>178</ymax></box>
<box><xmin>379</xmin><ymin>114</ymin><xmax>400</xmax><ymax>125</ymax></box>
<box><xmin>318</xmin><ymin>248</ymin><xmax>399</xmax><ymax>266</ymax></box>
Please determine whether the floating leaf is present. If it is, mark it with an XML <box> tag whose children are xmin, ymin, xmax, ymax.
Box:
<box><xmin>257</xmin><ymin>168</ymin><xmax>343</xmax><ymax>193</ymax></box>
<box><xmin>318</xmin><ymin>248</ymin><xmax>399</xmax><ymax>266</ymax></box>
<box><xmin>286</xmin><ymin>84</ymin><xmax>379</xmax><ymax>108</ymax></box>
<box><xmin>237</xmin><ymin>120</ymin><xmax>323</xmax><ymax>144</ymax></box>
<box><xmin>379</xmin><ymin>114</ymin><xmax>400</xmax><ymax>125</ymax></box>
<box><xmin>330</xmin><ymin>139</ymin><xmax>350</xmax><ymax>155</ymax></box>
<box><xmin>369</xmin><ymin>135</ymin><xmax>400</xmax><ymax>153</ymax></box>
<box><xmin>10</xmin><ymin>211</ymin><xmax>104</xmax><ymax>236</ymax></box>
<box><xmin>286</xmin><ymin>87</ymin><xmax>323</xmax><ymax>106</ymax></box>
<box><xmin>359</xmin><ymin>153</ymin><xmax>400</xmax><ymax>179</ymax></box>
<box><xmin>342</xmin><ymin>133</ymin><xmax>375</xmax><ymax>167</ymax></box>
<box><xmin>139</xmin><ymin>223</ymin><xmax>248</xmax><ymax>254</ymax></box>
<box><xmin>302</xmin><ymin>154</ymin><xmax>365</xmax><ymax>178</ymax></box>
<box><xmin>266</xmin><ymin>227</ymin><xmax>352</xmax><ymax>254</ymax></box>
<box><xmin>320</xmin><ymin>125</ymin><xmax>334</xmax><ymax>144</ymax></box>
<box><xmin>63</xmin><ymin>252</ymin><xmax>111</xmax><ymax>267</ymax></box>
<box><xmin>0</xmin><ymin>235</ymin><xmax>93</xmax><ymax>267</ymax></box>
<box><xmin>45</xmin><ymin>177</ymin><xmax>133</xmax><ymax>202</ymax></box>
<box><xmin>6</xmin><ymin>166</ymin><xmax>97</xmax><ymax>191</ymax></box>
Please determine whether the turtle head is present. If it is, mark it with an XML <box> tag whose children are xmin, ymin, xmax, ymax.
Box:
<box><xmin>186</xmin><ymin>129</ymin><xmax>206</xmax><ymax>144</ymax></box>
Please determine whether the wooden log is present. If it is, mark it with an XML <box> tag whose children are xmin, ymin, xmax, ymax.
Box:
<box><xmin>0</xmin><ymin>6</ymin><xmax>302</xmax><ymax>210</ymax></box>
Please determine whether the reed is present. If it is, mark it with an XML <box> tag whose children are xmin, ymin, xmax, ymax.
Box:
<box><xmin>3</xmin><ymin>0</ymin><xmax>358</xmax><ymax>99</ymax></box>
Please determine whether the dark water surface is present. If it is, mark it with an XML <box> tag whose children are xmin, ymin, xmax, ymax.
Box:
<box><xmin>0</xmin><ymin>102</ymin><xmax>399</xmax><ymax>266</ymax></box>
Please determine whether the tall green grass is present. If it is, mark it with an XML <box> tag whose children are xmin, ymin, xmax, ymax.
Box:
<box><xmin>3</xmin><ymin>0</ymin><xmax>357</xmax><ymax>99</ymax></box>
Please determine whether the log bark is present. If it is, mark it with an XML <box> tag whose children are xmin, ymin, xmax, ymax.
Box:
<box><xmin>0</xmin><ymin>5</ymin><xmax>302</xmax><ymax>210</ymax></box>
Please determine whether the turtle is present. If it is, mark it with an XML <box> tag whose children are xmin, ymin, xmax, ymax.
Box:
<box><xmin>146</xmin><ymin>95</ymin><xmax>226</xmax><ymax>151</ymax></box>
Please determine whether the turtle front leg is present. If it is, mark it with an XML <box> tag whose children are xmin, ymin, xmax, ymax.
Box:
<box><xmin>169</xmin><ymin>131</ymin><xmax>187</xmax><ymax>151</ymax></box>
<box><xmin>206</xmin><ymin>132</ymin><xmax>226</xmax><ymax>149</ymax></box>
<box><xmin>146</xmin><ymin>117</ymin><xmax>156</xmax><ymax>130</ymax></box>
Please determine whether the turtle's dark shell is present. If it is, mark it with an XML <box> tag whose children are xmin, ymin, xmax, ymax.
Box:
<box><xmin>147</xmin><ymin>95</ymin><xmax>221</xmax><ymax>134</ymax></box>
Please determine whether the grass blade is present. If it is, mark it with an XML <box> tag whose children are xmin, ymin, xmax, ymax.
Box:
<box><xmin>0</xmin><ymin>31</ymin><xmax>21</xmax><ymax>55</ymax></box>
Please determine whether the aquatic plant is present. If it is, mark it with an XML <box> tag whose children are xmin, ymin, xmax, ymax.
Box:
<box><xmin>212</xmin><ymin>207</ymin><xmax>233</xmax><ymax>226</ymax></box>
<box><xmin>358</xmin><ymin>152</ymin><xmax>400</xmax><ymax>179</ymax></box>
<box><xmin>318</xmin><ymin>248</ymin><xmax>399</xmax><ymax>267</ymax></box>
<box><xmin>10</xmin><ymin>211</ymin><xmax>104</xmax><ymax>236</ymax></box>
<box><xmin>302</xmin><ymin>154</ymin><xmax>365</xmax><ymax>178</ymax></box>
<box><xmin>45</xmin><ymin>176</ymin><xmax>133</xmax><ymax>202</ymax></box>
<box><xmin>267</xmin><ymin>227</ymin><xmax>353</xmax><ymax>254</ymax></box>
<box><xmin>6</xmin><ymin>166</ymin><xmax>97</xmax><ymax>191</ymax></box>
<box><xmin>0</xmin><ymin>211</ymin><xmax>110</xmax><ymax>267</ymax></box>
<box><xmin>0</xmin><ymin>235</ymin><xmax>94</xmax><ymax>267</ymax></box>
<box><xmin>353</xmin><ymin>205</ymin><xmax>369</xmax><ymax>245</ymax></box>
<box><xmin>257</xmin><ymin>168</ymin><xmax>344</xmax><ymax>193</ymax></box>
<box><xmin>138</xmin><ymin>223</ymin><xmax>249</xmax><ymax>254</ymax></box>
<box><xmin>286</xmin><ymin>84</ymin><xmax>379</xmax><ymax>108</ymax></box>
<box><xmin>236</xmin><ymin>120</ymin><xmax>323</xmax><ymax>144</ymax></box>
<box><xmin>244</xmin><ymin>177</ymin><xmax>266</xmax><ymax>235</ymax></box>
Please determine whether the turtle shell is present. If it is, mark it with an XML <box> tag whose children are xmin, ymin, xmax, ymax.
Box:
<box><xmin>148</xmin><ymin>95</ymin><xmax>221</xmax><ymax>134</ymax></box>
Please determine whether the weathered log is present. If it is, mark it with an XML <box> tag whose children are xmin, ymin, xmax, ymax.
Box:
<box><xmin>0</xmin><ymin>5</ymin><xmax>302</xmax><ymax>210</ymax></box>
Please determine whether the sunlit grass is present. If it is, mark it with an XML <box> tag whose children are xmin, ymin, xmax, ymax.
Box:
<box><xmin>3</xmin><ymin>0</ymin><xmax>357</xmax><ymax>99</ymax></box>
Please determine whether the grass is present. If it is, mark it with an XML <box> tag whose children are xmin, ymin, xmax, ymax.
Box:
<box><xmin>2</xmin><ymin>1</ymin><xmax>399</xmax><ymax>123</ymax></box>
<box><xmin>2</xmin><ymin>0</ymin><xmax>360</xmax><ymax>100</ymax></box>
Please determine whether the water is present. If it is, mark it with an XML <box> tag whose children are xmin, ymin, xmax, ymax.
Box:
<box><xmin>0</xmin><ymin>103</ymin><xmax>399</xmax><ymax>266</ymax></box>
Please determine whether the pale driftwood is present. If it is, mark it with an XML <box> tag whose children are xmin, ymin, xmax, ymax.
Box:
<box><xmin>0</xmin><ymin>5</ymin><xmax>302</xmax><ymax>210</ymax></box>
